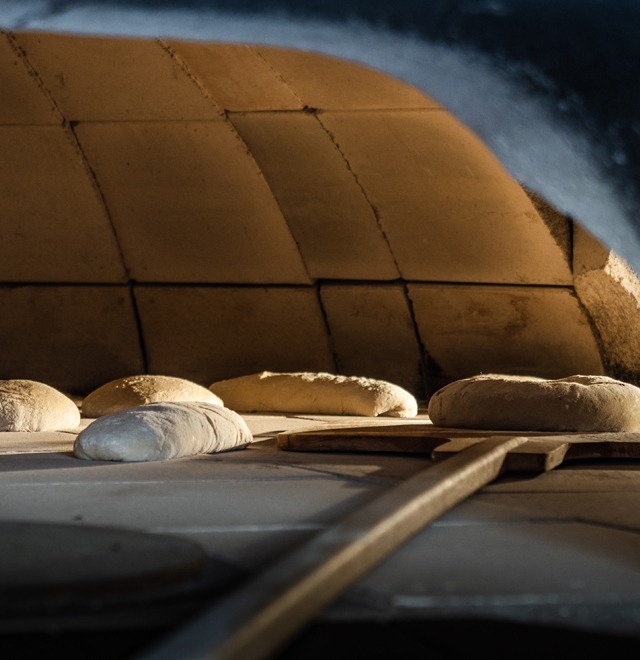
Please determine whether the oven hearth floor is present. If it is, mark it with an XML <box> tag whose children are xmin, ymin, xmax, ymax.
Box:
<box><xmin>1</xmin><ymin>410</ymin><xmax>640</xmax><ymax>658</ymax></box>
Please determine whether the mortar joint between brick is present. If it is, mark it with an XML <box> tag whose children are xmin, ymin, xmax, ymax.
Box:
<box><xmin>252</xmin><ymin>48</ymin><xmax>307</xmax><ymax>109</ymax></box>
<box><xmin>4</xmin><ymin>33</ymin><xmax>132</xmax><ymax>284</ymax></box>
<box><xmin>570</xmin><ymin>283</ymin><xmax>609</xmax><ymax>377</ymax></box>
<box><xmin>313</xmin><ymin>113</ymin><xmax>403</xmax><ymax>278</ymax></box>
<box><xmin>65</xmin><ymin>121</ymin><xmax>132</xmax><ymax>282</ymax></box>
<box><xmin>156</xmin><ymin>38</ymin><xmax>226</xmax><ymax>119</ymax></box>
<box><xmin>129</xmin><ymin>284</ymin><xmax>149</xmax><ymax>374</ymax></box>
<box><xmin>314</xmin><ymin>282</ymin><xmax>340</xmax><ymax>375</ymax></box>
<box><xmin>128</xmin><ymin>282</ymin><xmax>317</xmax><ymax>290</ymax></box>
<box><xmin>223</xmin><ymin>116</ymin><xmax>314</xmax><ymax>284</ymax></box>
<box><xmin>0</xmin><ymin>281</ymin><xmax>133</xmax><ymax>287</ymax></box>
<box><xmin>402</xmin><ymin>281</ymin><xmax>434</xmax><ymax>401</ymax></box>
<box><xmin>314</xmin><ymin>106</ymin><xmax>445</xmax><ymax>114</ymax></box>
<box><xmin>406</xmin><ymin>281</ymin><xmax>577</xmax><ymax>290</ymax></box>
<box><xmin>4</xmin><ymin>31</ymin><xmax>64</xmax><ymax>125</ymax></box>
<box><xmin>567</xmin><ymin>215</ymin><xmax>612</xmax><ymax>378</ymax></box>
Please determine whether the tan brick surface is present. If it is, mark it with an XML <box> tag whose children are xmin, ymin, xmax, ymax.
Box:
<box><xmin>0</xmin><ymin>33</ymin><xmax>624</xmax><ymax>397</ymax></box>
<box><xmin>573</xmin><ymin>224</ymin><xmax>612</xmax><ymax>274</ymax></box>
<box><xmin>258</xmin><ymin>47</ymin><xmax>440</xmax><ymax>110</ymax></box>
<box><xmin>0</xmin><ymin>33</ymin><xmax>60</xmax><ymax>124</ymax></box>
<box><xmin>0</xmin><ymin>285</ymin><xmax>144</xmax><ymax>394</ymax></box>
<box><xmin>12</xmin><ymin>32</ymin><xmax>220</xmax><ymax>121</ymax></box>
<box><xmin>0</xmin><ymin>126</ymin><xmax>126</xmax><ymax>282</ymax></box>
<box><xmin>320</xmin><ymin>110</ymin><xmax>573</xmax><ymax>284</ymax></box>
<box><xmin>75</xmin><ymin>121</ymin><xmax>310</xmax><ymax>283</ymax></box>
<box><xmin>135</xmin><ymin>286</ymin><xmax>335</xmax><ymax>385</ymax></box>
<box><xmin>408</xmin><ymin>283</ymin><xmax>604</xmax><ymax>382</ymax></box>
<box><xmin>573</xmin><ymin>225</ymin><xmax>640</xmax><ymax>379</ymax></box>
<box><xmin>165</xmin><ymin>42</ymin><xmax>303</xmax><ymax>111</ymax></box>
<box><xmin>320</xmin><ymin>284</ymin><xmax>423</xmax><ymax>396</ymax></box>
<box><xmin>230</xmin><ymin>111</ymin><xmax>399</xmax><ymax>280</ymax></box>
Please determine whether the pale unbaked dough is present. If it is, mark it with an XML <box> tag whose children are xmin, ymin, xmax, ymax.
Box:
<box><xmin>209</xmin><ymin>371</ymin><xmax>418</xmax><ymax>417</ymax></box>
<box><xmin>82</xmin><ymin>375</ymin><xmax>224</xmax><ymax>418</ymax></box>
<box><xmin>0</xmin><ymin>379</ymin><xmax>81</xmax><ymax>432</ymax></box>
<box><xmin>74</xmin><ymin>401</ymin><xmax>252</xmax><ymax>462</ymax></box>
<box><xmin>427</xmin><ymin>373</ymin><xmax>640</xmax><ymax>432</ymax></box>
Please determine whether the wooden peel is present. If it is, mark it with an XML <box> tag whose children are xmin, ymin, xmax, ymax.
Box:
<box><xmin>277</xmin><ymin>424</ymin><xmax>640</xmax><ymax>471</ymax></box>
<box><xmin>137</xmin><ymin>427</ymin><xmax>640</xmax><ymax>660</ymax></box>
<box><xmin>276</xmin><ymin>423</ymin><xmax>559</xmax><ymax>456</ymax></box>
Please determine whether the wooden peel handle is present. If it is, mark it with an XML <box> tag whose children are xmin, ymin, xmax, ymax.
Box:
<box><xmin>138</xmin><ymin>436</ymin><xmax>528</xmax><ymax>660</ymax></box>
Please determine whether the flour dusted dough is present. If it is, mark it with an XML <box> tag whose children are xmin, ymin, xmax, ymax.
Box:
<box><xmin>428</xmin><ymin>374</ymin><xmax>640</xmax><ymax>432</ymax></box>
<box><xmin>209</xmin><ymin>371</ymin><xmax>418</xmax><ymax>417</ymax></box>
<box><xmin>0</xmin><ymin>379</ymin><xmax>81</xmax><ymax>432</ymax></box>
<box><xmin>74</xmin><ymin>401</ymin><xmax>251</xmax><ymax>462</ymax></box>
<box><xmin>82</xmin><ymin>375</ymin><xmax>224</xmax><ymax>418</ymax></box>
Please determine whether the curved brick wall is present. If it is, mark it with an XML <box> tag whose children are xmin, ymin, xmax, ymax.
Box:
<box><xmin>2</xmin><ymin>31</ymin><xmax>636</xmax><ymax>397</ymax></box>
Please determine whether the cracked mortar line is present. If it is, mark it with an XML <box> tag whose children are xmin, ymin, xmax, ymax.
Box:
<box><xmin>4</xmin><ymin>32</ymin><xmax>132</xmax><ymax>286</ymax></box>
<box><xmin>4</xmin><ymin>30</ymin><xmax>62</xmax><ymax>123</ymax></box>
<box><xmin>313</xmin><ymin>112</ymin><xmax>435</xmax><ymax>394</ymax></box>
<box><xmin>313</xmin><ymin>282</ymin><xmax>341</xmax><ymax>376</ymax></box>
<box><xmin>5</xmin><ymin>32</ymin><xmax>149</xmax><ymax>370</ymax></box>
<box><xmin>157</xmin><ymin>40</ymin><xmax>314</xmax><ymax>284</ymax></box>
<box><xmin>248</xmin><ymin>49</ymin><xmax>329</xmax><ymax>290</ymax></box>
<box><xmin>313</xmin><ymin>112</ymin><xmax>403</xmax><ymax>279</ymax></box>
<box><xmin>5</xmin><ymin>34</ymin><xmax>131</xmax><ymax>281</ymax></box>
<box><xmin>401</xmin><ymin>279</ymin><xmax>435</xmax><ymax>398</ymax></box>
<box><xmin>252</xmin><ymin>47</ymin><xmax>307</xmax><ymax>109</ymax></box>
<box><xmin>61</xmin><ymin>126</ymin><xmax>149</xmax><ymax>370</ymax></box>
<box><xmin>156</xmin><ymin>38</ymin><xmax>226</xmax><ymax>119</ymax></box>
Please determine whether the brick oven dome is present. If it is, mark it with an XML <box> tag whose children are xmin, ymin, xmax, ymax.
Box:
<box><xmin>0</xmin><ymin>32</ymin><xmax>638</xmax><ymax>397</ymax></box>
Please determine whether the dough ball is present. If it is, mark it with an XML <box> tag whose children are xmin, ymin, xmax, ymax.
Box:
<box><xmin>82</xmin><ymin>375</ymin><xmax>224</xmax><ymax>418</ymax></box>
<box><xmin>74</xmin><ymin>401</ymin><xmax>252</xmax><ymax>462</ymax></box>
<box><xmin>0</xmin><ymin>380</ymin><xmax>81</xmax><ymax>432</ymax></box>
<box><xmin>209</xmin><ymin>371</ymin><xmax>418</xmax><ymax>417</ymax></box>
<box><xmin>427</xmin><ymin>373</ymin><xmax>640</xmax><ymax>432</ymax></box>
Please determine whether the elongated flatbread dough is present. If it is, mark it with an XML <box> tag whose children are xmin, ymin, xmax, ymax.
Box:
<box><xmin>427</xmin><ymin>373</ymin><xmax>640</xmax><ymax>432</ymax></box>
<box><xmin>82</xmin><ymin>375</ymin><xmax>223</xmax><ymax>418</ymax></box>
<box><xmin>0</xmin><ymin>379</ymin><xmax>80</xmax><ymax>432</ymax></box>
<box><xmin>74</xmin><ymin>401</ymin><xmax>251</xmax><ymax>462</ymax></box>
<box><xmin>209</xmin><ymin>371</ymin><xmax>418</xmax><ymax>417</ymax></box>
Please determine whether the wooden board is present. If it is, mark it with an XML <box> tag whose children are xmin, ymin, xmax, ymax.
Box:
<box><xmin>277</xmin><ymin>424</ymin><xmax>640</xmax><ymax>472</ymax></box>
<box><xmin>277</xmin><ymin>423</ymin><xmax>564</xmax><ymax>454</ymax></box>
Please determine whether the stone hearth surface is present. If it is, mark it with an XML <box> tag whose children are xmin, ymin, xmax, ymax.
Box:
<box><xmin>1</xmin><ymin>410</ymin><xmax>640</xmax><ymax>658</ymax></box>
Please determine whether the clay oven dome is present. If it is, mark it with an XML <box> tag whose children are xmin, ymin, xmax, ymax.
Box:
<box><xmin>1</xmin><ymin>31</ymin><xmax>638</xmax><ymax>398</ymax></box>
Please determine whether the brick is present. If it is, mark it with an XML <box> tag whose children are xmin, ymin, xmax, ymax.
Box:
<box><xmin>0</xmin><ymin>33</ymin><xmax>60</xmax><ymax>124</ymax></box>
<box><xmin>12</xmin><ymin>32</ymin><xmax>220</xmax><ymax>121</ymax></box>
<box><xmin>0</xmin><ymin>126</ymin><xmax>126</xmax><ymax>282</ymax></box>
<box><xmin>319</xmin><ymin>110</ymin><xmax>573</xmax><ymax>284</ymax></box>
<box><xmin>407</xmin><ymin>283</ymin><xmax>604</xmax><ymax>383</ymax></box>
<box><xmin>257</xmin><ymin>47</ymin><xmax>440</xmax><ymax>110</ymax></box>
<box><xmin>165</xmin><ymin>42</ymin><xmax>303</xmax><ymax>111</ymax></box>
<box><xmin>135</xmin><ymin>286</ymin><xmax>335</xmax><ymax>385</ymax></box>
<box><xmin>230</xmin><ymin>112</ymin><xmax>399</xmax><ymax>280</ymax></box>
<box><xmin>573</xmin><ymin>223</ymin><xmax>619</xmax><ymax>275</ymax></box>
<box><xmin>320</xmin><ymin>284</ymin><xmax>423</xmax><ymax>396</ymax></box>
<box><xmin>573</xmin><ymin>225</ymin><xmax>640</xmax><ymax>378</ymax></box>
<box><xmin>0</xmin><ymin>285</ymin><xmax>144</xmax><ymax>394</ymax></box>
<box><xmin>75</xmin><ymin>121</ymin><xmax>310</xmax><ymax>283</ymax></box>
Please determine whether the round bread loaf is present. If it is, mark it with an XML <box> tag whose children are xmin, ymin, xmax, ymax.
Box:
<box><xmin>427</xmin><ymin>374</ymin><xmax>640</xmax><ymax>432</ymax></box>
<box><xmin>209</xmin><ymin>371</ymin><xmax>418</xmax><ymax>417</ymax></box>
<box><xmin>82</xmin><ymin>375</ymin><xmax>223</xmax><ymax>418</ymax></box>
<box><xmin>74</xmin><ymin>401</ymin><xmax>251</xmax><ymax>462</ymax></box>
<box><xmin>0</xmin><ymin>379</ymin><xmax>81</xmax><ymax>432</ymax></box>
